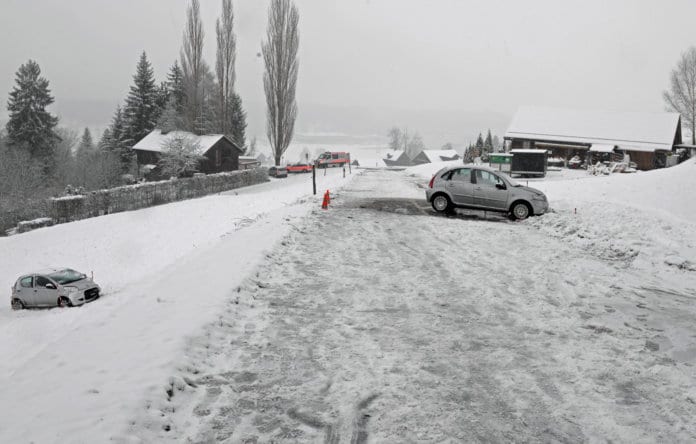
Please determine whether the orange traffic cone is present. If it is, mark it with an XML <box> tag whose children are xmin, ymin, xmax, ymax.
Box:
<box><xmin>326</xmin><ymin>190</ymin><xmax>331</xmax><ymax>205</ymax></box>
<box><xmin>321</xmin><ymin>191</ymin><xmax>329</xmax><ymax>209</ymax></box>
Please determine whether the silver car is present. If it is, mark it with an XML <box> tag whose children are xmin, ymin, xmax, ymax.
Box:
<box><xmin>11</xmin><ymin>268</ymin><xmax>101</xmax><ymax>309</ymax></box>
<box><xmin>425</xmin><ymin>165</ymin><xmax>549</xmax><ymax>220</ymax></box>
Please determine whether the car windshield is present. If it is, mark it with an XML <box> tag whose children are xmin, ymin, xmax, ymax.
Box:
<box><xmin>48</xmin><ymin>269</ymin><xmax>85</xmax><ymax>285</ymax></box>
<box><xmin>497</xmin><ymin>171</ymin><xmax>521</xmax><ymax>187</ymax></box>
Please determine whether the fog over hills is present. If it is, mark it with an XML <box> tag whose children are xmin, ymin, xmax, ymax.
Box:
<box><xmin>32</xmin><ymin>97</ymin><xmax>509</xmax><ymax>149</ymax></box>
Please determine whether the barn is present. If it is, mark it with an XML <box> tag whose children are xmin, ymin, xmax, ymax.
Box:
<box><xmin>504</xmin><ymin>106</ymin><xmax>683</xmax><ymax>170</ymax></box>
<box><xmin>132</xmin><ymin>129</ymin><xmax>244</xmax><ymax>175</ymax></box>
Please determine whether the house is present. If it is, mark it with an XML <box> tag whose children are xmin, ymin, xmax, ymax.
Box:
<box><xmin>411</xmin><ymin>149</ymin><xmax>461</xmax><ymax>165</ymax></box>
<box><xmin>504</xmin><ymin>106</ymin><xmax>684</xmax><ymax>170</ymax></box>
<box><xmin>383</xmin><ymin>150</ymin><xmax>412</xmax><ymax>167</ymax></box>
<box><xmin>239</xmin><ymin>156</ymin><xmax>261</xmax><ymax>170</ymax></box>
<box><xmin>132</xmin><ymin>129</ymin><xmax>244</xmax><ymax>174</ymax></box>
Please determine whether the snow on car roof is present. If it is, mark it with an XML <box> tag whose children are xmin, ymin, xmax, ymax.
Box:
<box><xmin>505</xmin><ymin>106</ymin><xmax>681</xmax><ymax>152</ymax></box>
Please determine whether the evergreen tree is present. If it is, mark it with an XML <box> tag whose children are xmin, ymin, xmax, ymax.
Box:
<box><xmin>104</xmin><ymin>106</ymin><xmax>134</xmax><ymax>172</ymax></box>
<box><xmin>228</xmin><ymin>93</ymin><xmax>247</xmax><ymax>148</ymax></box>
<box><xmin>5</xmin><ymin>60</ymin><xmax>60</xmax><ymax>162</ymax></box>
<box><xmin>123</xmin><ymin>51</ymin><xmax>158</xmax><ymax>145</ymax></box>
<box><xmin>475</xmin><ymin>133</ymin><xmax>484</xmax><ymax>158</ymax></box>
<box><xmin>167</xmin><ymin>60</ymin><xmax>186</xmax><ymax>113</ymax></box>
<box><xmin>76</xmin><ymin>128</ymin><xmax>94</xmax><ymax>157</ymax></box>
<box><xmin>484</xmin><ymin>129</ymin><xmax>493</xmax><ymax>152</ymax></box>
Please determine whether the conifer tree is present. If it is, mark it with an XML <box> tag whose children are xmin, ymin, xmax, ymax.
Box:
<box><xmin>167</xmin><ymin>61</ymin><xmax>186</xmax><ymax>113</ymax></box>
<box><xmin>105</xmin><ymin>106</ymin><xmax>134</xmax><ymax>172</ymax></box>
<box><xmin>484</xmin><ymin>129</ymin><xmax>493</xmax><ymax>155</ymax></box>
<box><xmin>5</xmin><ymin>60</ymin><xmax>60</xmax><ymax>162</ymax></box>
<box><xmin>76</xmin><ymin>128</ymin><xmax>94</xmax><ymax>157</ymax></box>
<box><xmin>228</xmin><ymin>93</ymin><xmax>247</xmax><ymax>148</ymax></box>
<box><xmin>123</xmin><ymin>52</ymin><xmax>158</xmax><ymax>145</ymax></box>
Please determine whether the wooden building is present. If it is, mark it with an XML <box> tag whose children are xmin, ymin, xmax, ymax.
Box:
<box><xmin>132</xmin><ymin>129</ymin><xmax>243</xmax><ymax>176</ymax></box>
<box><xmin>504</xmin><ymin>106</ymin><xmax>683</xmax><ymax>170</ymax></box>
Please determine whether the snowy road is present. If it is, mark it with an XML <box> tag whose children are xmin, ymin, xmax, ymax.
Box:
<box><xmin>134</xmin><ymin>169</ymin><xmax>696</xmax><ymax>442</ymax></box>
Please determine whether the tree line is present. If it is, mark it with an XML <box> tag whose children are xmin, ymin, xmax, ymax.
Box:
<box><xmin>1</xmin><ymin>0</ymin><xmax>300</xmax><ymax>233</ymax></box>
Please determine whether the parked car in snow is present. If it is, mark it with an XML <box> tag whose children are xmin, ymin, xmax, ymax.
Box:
<box><xmin>426</xmin><ymin>165</ymin><xmax>548</xmax><ymax>220</ymax></box>
<box><xmin>286</xmin><ymin>163</ymin><xmax>313</xmax><ymax>173</ymax></box>
<box><xmin>11</xmin><ymin>268</ymin><xmax>101</xmax><ymax>309</ymax></box>
<box><xmin>268</xmin><ymin>166</ymin><xmax>288</xmax><ymax>178</ymax></box>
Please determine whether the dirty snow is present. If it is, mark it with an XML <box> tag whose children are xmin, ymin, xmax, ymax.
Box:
<box><xmin>126</xmin><ymin>166</ymin><xmax>696</xmax><ymax>442</ymax></box>
<box><xmin>1</xmin><ymin>157</ymin><xmax>695</xmax><ymax>442</ymax></box>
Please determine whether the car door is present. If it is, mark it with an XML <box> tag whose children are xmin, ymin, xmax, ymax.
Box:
<box><xmin>14</xmin><ymin>276</ymin><xmax>36</xmax><ymax>306</ymax></box>
<box><xmin>34</xmin><ymin>275</ymin><xmax>59</xmax><ymax>306</ymax></box>
<box><xmin>473</xmin><ymin>170</ymin><xmax>510</xmax><ymax>210</ymax></box>
<box><xmin>446</xmin><ymin>168</ymin><xmax>474</xmax><ymax>205</ymax></box>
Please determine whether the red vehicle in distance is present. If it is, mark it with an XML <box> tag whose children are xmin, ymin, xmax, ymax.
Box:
<box><xmin>286</xmin><ymin>163</ymin><xmax>313</xmax><ymax>173</ymax></box>
<box><xmin>315</xmin><ymin>151</ymin><xmax>350</xmax><ymax>168</ymax></box>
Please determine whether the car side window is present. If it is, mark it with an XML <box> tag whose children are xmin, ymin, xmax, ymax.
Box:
<box><xmin>450</xmin><ymin>168</ymin><xmax>471</xmax><ymax>182</ymax></box>
<box><xmin>20</xmin><ymin>276</ymin><xmax>33</xmax><ymax>288</ymax></box>
<box><xmin>35</xmin><ymin>276</ymin><xmax>53</xmax><ymax>288</ymax></box>
<box><xmin>475</xmin><ymin>170</ymin><xmax>504</xmax><ymax>187</ymax></box>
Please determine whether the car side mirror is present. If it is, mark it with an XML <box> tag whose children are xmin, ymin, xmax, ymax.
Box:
<box><xmin>496</xmin><ymin>183</ymin><xmax>506</xmax><ymax>190</ymax></box>
<box><xmin>45</xmin><ymin>283</ymin><xmax>56</xmax><ymax>290</ymax></box>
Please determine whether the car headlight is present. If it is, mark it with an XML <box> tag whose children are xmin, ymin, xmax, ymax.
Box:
<box><xmin>64</xmin><ymin>286</ymin><xmax>79</xmax><ymax>294</ymax></box>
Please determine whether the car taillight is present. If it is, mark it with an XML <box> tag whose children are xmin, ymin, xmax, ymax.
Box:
<box><xmin>428</xmin><ymin>175</ymin><xmax>435</xmax><ymax>188</ymax></box>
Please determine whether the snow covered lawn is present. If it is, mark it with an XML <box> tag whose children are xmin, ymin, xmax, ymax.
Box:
<box><xmin>127</xmin><ymin>167</ymin><xmax>696</xmax><ymax>442</ymax></box>
<box><xmin>0</xmin><ymin>167</ymin><xmax>355</xmax><ymax>443</ymax></box>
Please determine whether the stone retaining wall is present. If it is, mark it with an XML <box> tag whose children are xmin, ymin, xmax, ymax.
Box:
<box><xmin>49</xmin><ymin>168</ymin><xmax>268</xmax><ymax>224</ymax></box>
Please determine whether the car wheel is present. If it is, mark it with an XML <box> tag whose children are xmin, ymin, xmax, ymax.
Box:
<box><xmin>58</xmin><ymin>297</ymin><xmax>72</xmax><ymax>308</ymax></box>
<box><xmin>511</xmin><ymin>201</ymin><xmax>532</xmax><ymax>220</ymax></box>
<box><xmin>431</xmin><ymin>194</ymin><xmax>452</xmax><ymax>213</ymax></box>
<box><xmin>11</xmin><ymin>298</ymin><xmax>24</xmax><ymax>310</ymax></box>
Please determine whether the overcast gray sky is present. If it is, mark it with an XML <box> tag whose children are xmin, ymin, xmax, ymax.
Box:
<box><xmin>1</xmin><ymin>0</ymin><xmax>695</xmax><ymax>143</ymax></box>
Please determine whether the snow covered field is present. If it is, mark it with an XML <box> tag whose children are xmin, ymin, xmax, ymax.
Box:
<box><xmin>0</xmin><ymin>168</ymin><xmax>355</xmax><ymax>443</ymax></box>
<box><xmin>1</xmin><ymin>160</ymin><xmax>696</xmax><ymax>442</ymax></box>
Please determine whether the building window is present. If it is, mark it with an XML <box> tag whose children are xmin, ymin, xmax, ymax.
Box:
<box><xmin>215</xmin><ymin>149</ymin><xmax>221</xmax><ymax>167</ymax></box>
<box><xmin>522</xmin><ymin>140</ymin><xmax>531</xmax><ymax>149</ymax></box>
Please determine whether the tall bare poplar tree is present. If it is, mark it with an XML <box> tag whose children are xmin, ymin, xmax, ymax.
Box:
<box><xmin>215</xmin><ymin>0</ymin><xmax>236</xmax><ymax>135</ymax></box>
<box><xmin>181</xmin><ymin>0</ymin><xmax>205</xmax><ymax>133</ymax></box>
<box><xmin>262</xmin><ymin>0</ymin><xmax>300</xmax><ymax>166</ymax></box>
<box><xmin>664</xmin><ymin>47</ymin><xmax>696</xmax><ymax>145</ymax></box>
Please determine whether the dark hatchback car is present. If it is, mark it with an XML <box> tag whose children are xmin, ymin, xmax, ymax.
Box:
<box><xmin>268</xmin><ymin>166</ymin><xmax>288</xmax><ymax>178</ymax></box>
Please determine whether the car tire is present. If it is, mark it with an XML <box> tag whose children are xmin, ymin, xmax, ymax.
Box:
<box><xmin>431</xmin><ymin>194</ymin><xmax>452</xmax><ymax>214</ymax></box>
<box><xmin>510</xmin><ymin>201</ymin><xmax>532</xmax><ymax>220</ymax></box>
<box><xmin>11</xmin><ymin>298</ymin><xmax>25</xmax><ymax>310</ymax></box>
<box><xmin>58</xmin><ymin>296</ymin><xmax>72</xmax><ymax>308</ymax></box>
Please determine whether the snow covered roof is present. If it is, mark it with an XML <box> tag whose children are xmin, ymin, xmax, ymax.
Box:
<box><xmin>132</xmin><ymin>129</ymin><xmax>241</xmax><ymax>155</ymax></box>
<box><xmin>418</xmin><ymin>149</ymin><xmax>460</xmax><ymax>162</ymax></box>
<box><xmin>589</xmin><ymin>144</ymin><xmax>615</xmax><ymax>153</ymax></box>
<box><xmin>383</xmin><ymin>150</ymin><xmax>407</xmax><ymax>160</ymax></box>
<box><xmin>505</xmin><ymin>106</ymin><xmax>681</xmax><ymax>152</ymax></box>
<box><xmin>510</xmin><ymin>149</ymin><xmax>547</xmax><ymax>154</ymax></box>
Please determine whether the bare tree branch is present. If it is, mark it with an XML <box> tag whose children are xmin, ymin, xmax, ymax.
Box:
<box><xmin>664</xmin><ymin>47</ymin><xmax>696</xmax><ymax>144</ymax></box>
